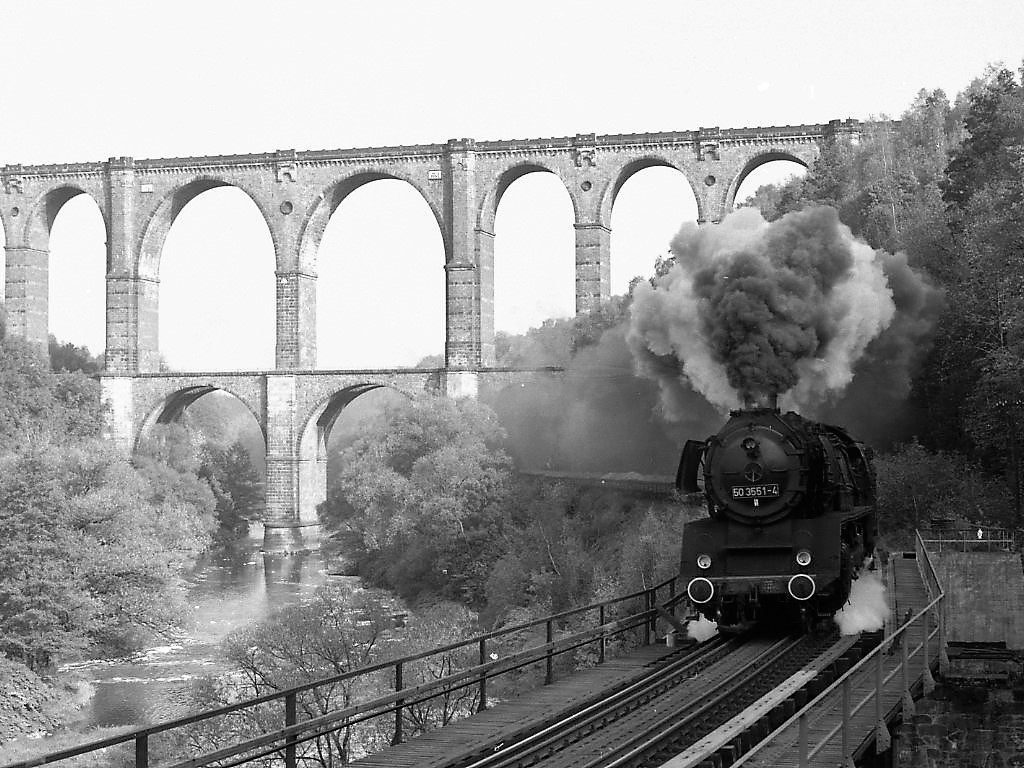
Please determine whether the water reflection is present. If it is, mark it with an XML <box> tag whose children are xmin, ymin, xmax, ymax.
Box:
<box><xmin>64</xmin><ymin>526</ymin><xmax>329</xmax><ymax>728</ymax></box>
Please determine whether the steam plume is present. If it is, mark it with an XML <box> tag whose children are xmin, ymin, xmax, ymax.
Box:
<box><xmin>627</xmin><ymin>207</ymin><xmax>939</xmax><ymax>416</ymax></box>
<box><xmin>834</xmin><ymin>569</ymin><xmax>889</xmax><ymax>635</ymax></box>
<box><xmin>686</xmin><ymin>615</ymin><xmax>718</xmax><ymax>642</ymax></box>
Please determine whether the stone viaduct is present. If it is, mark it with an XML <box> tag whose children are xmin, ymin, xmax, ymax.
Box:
<box><xmin>0</xmin><ymin>119</ymin><xmax>861</xmax><ymax>551</ymax></box>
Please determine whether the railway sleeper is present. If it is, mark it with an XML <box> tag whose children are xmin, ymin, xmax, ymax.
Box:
<box><xmin>717</xmin><ymin>741</ymin><xmax>741</xmax><ymax>763</ymax></box>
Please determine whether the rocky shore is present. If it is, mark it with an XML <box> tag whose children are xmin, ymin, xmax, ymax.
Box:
<box><xmin>0</xmin><ymin>657</ymin><xmax>87</xmax><ymax>751</ymax></box>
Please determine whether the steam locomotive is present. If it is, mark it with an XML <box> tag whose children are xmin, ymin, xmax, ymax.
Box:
<box><xmin>677</xmin><ymin>404</ymin><xmax>877</xmax><ymax>631</ymax></box>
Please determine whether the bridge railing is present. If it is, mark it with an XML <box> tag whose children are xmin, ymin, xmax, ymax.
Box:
<box><xmin>3</xmin><ymin>576</ymin><xmax>680</xmax><ymax>768</ymax></box>
<box><xmin>918</xmin><ymin>526</ymin><xmax>1020</xmax><ymax>553</ymax></box>
<box><xmin>734</xmin><ymin>530</ymin><xmax>946</xmax><ymax>768</ymax></box>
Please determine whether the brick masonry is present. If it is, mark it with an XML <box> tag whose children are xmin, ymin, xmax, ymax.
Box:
<box><xmin>894</xmin><ymin>686</ymin><xmax>1024</xmax><ymax>767</ymax></box>
<box><xmin>99</xmin><ymin>369</ymin><xmax>552</xmax><ymax>552</ymax></box>
<box><xmin>1</xmin><ymin>123</ymin><xmax>846</xmax><ymax>366</ymax></box>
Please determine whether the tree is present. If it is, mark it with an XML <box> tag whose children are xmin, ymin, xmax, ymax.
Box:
<box><xmin>0</xmin><ymin>438</ymin><xmax>214</xmax><ymax>669</ymax></box>
<box><xmin>0</xmin><ymin>336</ymin><xmax>215</xmax><ymax>670</ymax></box>
<box><xmin>939</xmin><ymin>67</ymin><xmax>1024</xmax><ymax>523</ymax></box>
<box><xmin>320</xmin><ymin>396</ymin><xmax>512</xmax><ymax>606</ymax></box>
<box><xmin>48</xmin><ymin>335</ymin><xmax>102</xmax><ymax>374</ymax></box>
<box><xmin>387</xmin><ymin>603</ymin><xmax>480</xmax><ymax>736</ymax></box>
<box><xmin>873</xmin><ymin>441</ymin><xmax>1012</xmax><ymax>543</ymax></box>
<box><xmin>209</xmin><ymin>583</ymin><xmax>399</xmax><ymax>765</ymax></box>
<box><xmin>199</xmin><ymin>440</ymin><xmax>266</xmax><ymax>546</ymax></box>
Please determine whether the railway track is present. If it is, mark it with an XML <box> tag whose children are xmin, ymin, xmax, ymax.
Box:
<box><xmin>453</xmin><ymin>629</ymin><xmax>866</xmax><ymax>768</ymax></box>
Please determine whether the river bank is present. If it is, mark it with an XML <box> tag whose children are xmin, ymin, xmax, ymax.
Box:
<box><xmin>1</xmin><ymin>526</ymin><xmax>335</xmax><ymax>761</ymax></box>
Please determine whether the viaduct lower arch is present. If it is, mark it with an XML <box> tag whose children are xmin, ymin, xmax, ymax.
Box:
<box><xmin>102</xmin><ymin>368</ymin><xmax>559</xmax><ymax>552</ymax></box>
<box><xmin>2</xmin><ymin>120</ymin><xmax>863</xmax><ymax>551</ymax></box>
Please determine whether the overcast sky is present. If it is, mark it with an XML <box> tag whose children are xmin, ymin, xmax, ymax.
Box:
<box><xmin>2</xmin><ymin>0</ymin><xmax>1022</xmax><ymax>369</ymax></box>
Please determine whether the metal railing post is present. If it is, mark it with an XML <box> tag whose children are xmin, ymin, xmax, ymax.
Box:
<box><xmin>841</xmin><ymin>676</ymin><xmax>850</xmax><ymax>758</ymax></box>
<box><xmin>598</xmin><ymin>604</ymin><xmax>606</xmax><ymax>664</ymax></box>
<box><xmin>939</xmin><ymin>596</ymin><xmax>950</xmax><ymax>676</ymax></box>
<box><xmin>545</xmin><ymin>620</ymin><xmax>554</xmax><ymax>684</ymax></box>
<box><xmin>901</xmin><ymin>628</ymin><xmax>915</xmax><ymax>717</ymax></box>
<box><xmin>922</xmin><ymin>608</ymin><xmax>935</xmax><ymax>694</ymax></box>
<box><xmin>285</xmin><ymin>692</ymin><xmax>297</xmax><ymax>768</ymax></box>
<box><xmin>392</xmin><ymin>661</ymin><xmax>404</xmax><ymax>745</ymax></box>
<box><xmin>643</xmin><ymin>590</ymin><xmax>651</xmax><ymax>646</ymax></box>
<box><xmin>798</xmin><ymin>712</ymin><xmax>808</xmax><ymax>768</ymax></box>
<box><xmin>478</xmin><ymin>638</ymin><xmax>488</xmax><ymax>711</ymax></box>
<box><xmin>875</xmin><ymin>645</ymin><xmax>890</xmax><ymax>751</ymax></box>
<box><xmin>135</xmin><ymin>734</ymin><xmax>148</xmax><ymax>768</ymax></box>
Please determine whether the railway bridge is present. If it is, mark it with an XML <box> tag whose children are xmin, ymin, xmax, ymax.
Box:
<box><xmin>7</xmin><ymin>529</ymin><xmax>968</xmax><ymax>768</ymax></box>
<box><xmin>0</xmin><ymin>121</ymin><xmax>853</xmax><ymax>369</ymax></box>
<box><xmin>2</xmin><ymin>120</ymin><xmax>861</xmax><ymax>549</ymax></box>
<box><xmin>101</xmin><ymin>366</ymin><xmax>560</xmax><ymax>552</ymax></box>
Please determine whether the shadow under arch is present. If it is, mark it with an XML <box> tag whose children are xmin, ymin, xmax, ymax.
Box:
<box><xmin>136</xmin><ymin>177</ymin><xmax>278</xmax><ymax>280</ymax></box>
<box><xmin>298</xmin><ymin>170</ymin><xmax>446</xmax><ymax>272</ymax></box>
<box><xmin>297</xmin><ymin>384</ymin><xmax>413</xmax><ymax>525</ymax></box>
<box><xmin>727</xmin><ymin>151</ymin><xmax>811</xmax><ymax>211</ymax></box>
<box><xmin>135</xmin><ymin>385</ymin><xmax>267</xmax><ymax>455</ymax></box>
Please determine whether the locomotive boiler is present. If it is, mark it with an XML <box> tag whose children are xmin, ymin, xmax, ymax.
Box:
<box><xmin>677</xmin><ymin>404</ymin><xmax>877</xmax><ymax>631</ymax></box>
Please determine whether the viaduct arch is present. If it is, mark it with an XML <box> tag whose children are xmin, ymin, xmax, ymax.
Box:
<box><xmin>1</xmin><ymin>120</ymin><xmax>861</xmax><ymax>551</ymax></box>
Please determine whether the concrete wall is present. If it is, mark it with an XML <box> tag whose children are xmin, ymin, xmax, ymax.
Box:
<box><xmin>932</xmin><ymin>551</ymin><xmax>1024</xmax><ymax>650</ymax></box>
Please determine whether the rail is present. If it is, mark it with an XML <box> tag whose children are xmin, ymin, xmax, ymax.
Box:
<box><xmin>733</xmin><ymin>530</ymin><xmax>947</xmax><ymax>767</ymax></box>
<box><xmin>3</xmin><ymin>577</ymin><xmax>680</xmax><ymax>768</ymax></box>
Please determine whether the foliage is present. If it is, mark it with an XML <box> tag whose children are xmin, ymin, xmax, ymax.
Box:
<box><xmin>494</xmin><ymin>319</ymin><xmax>574</xmax><ymax>367</ymax></box>
<box><xmin>320</xmin><ymin>395</ymin><xmax>513</xmax><ymax>606</ymax></box>
<box><xmin>481</xmin><ymin>482</ymin><xmax>688</xmax><ymax>630</ymax></box>
<box><xmin>48</xmin><ymin>334</ymin><xmax>102</xmax><ymax>374</ymax></box>
<box><xmin>493</xmin><ymin>292</ymin><xmax>634</xmax><ymax>368</ymax></box>
<box><xmin>387</xmin><ymin>603</ymin><xmax>480</xmax><ymax>736</ymax></box>
<box><xmin>741</xmin><ymin>71</ymin><xmax>1024</xmax><ymax>518</ymax></box>
<box><xmin>206</xmin><ymin>583</ymin><xmax>398</xmax><ymax>765</ymax></box>
<box><xmin>873</xmin><ymin>441</ymin><xmax>1012</xmax><ymax>545</ymax></box>
<box><xmin>199</xmin><ymin>440</ymin><xmax>266</xmax><ymax>546</ymax></box>
<box><xmin>0</xmin><ymin>333</ymin><xmax>215</xmax><ymax>672</ymax></box>
<box><xmin>0</xmin><ymin>438</ymin><xmax>214</xmax><ymax>669</ymax></box>
<box><xmin>0</xmin><ymin>336</ymin><xmax>104</xmax><ymax>445</ymax></box>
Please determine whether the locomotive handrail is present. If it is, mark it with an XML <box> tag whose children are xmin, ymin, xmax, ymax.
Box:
<box><xmin>4</xmin><ymin>576</ymin><xmax>679</xmax><ymax>768</ymax></box>
<box><xmin>733</xmin><ymin>531</ymin><xmax>947</xmax><ymax>767</ymax></box>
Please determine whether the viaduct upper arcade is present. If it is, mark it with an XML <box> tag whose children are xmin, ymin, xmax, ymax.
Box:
<box><xmin>0</xmin><ymin>119</ymin><xmax>861</xmax><ymax>551</ymax></box>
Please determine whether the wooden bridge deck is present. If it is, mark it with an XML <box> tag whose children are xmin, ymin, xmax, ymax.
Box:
<box><xmin>351</xmin><ymin>643</ymin><xmax>679</xmax><ymax>768</ymax></box>
<box><xmin>742</xmin><ymin>553</ymin><xmax>938</xmax><ymax>768</ymax></box>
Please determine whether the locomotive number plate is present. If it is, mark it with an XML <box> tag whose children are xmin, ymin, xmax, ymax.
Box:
<box><xmin>760</xmin><ymin>579</ymin><xmax>780</xmax><ymax>593</ymax></box>
<box><xmin>731</xmin><ymin>484</ymin><xmax>780</xmax><ymax>499</ymax></box>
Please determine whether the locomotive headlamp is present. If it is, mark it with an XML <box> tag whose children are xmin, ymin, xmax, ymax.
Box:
<box><xmin>696</xmin><ymin>553</ymin><xmax>713</xmax><ymax>570</ymax></box>
<box><xmin>741</xmin><ymin>437</ymin><xmax>759</xmax><ymax>455</ymax></box>
<box><xmin>795</xmin><ymin>549</ymin><xmax>812</xmax><ymax>567</ymax></box>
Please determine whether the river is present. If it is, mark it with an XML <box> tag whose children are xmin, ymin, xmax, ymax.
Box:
<box><xmin>59</xmin><ymin>525</ymin><xmax>335</xmax><ymax>729</ymax></box>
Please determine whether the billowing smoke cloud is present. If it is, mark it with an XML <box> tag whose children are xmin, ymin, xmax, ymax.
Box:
<box><xmin>488</xmin><ymin>324</ymin><xmax>720</xmax><ymax>474</ymax></box>
<box><xmin>834</xmin><ymin>569</ymin><xmax>889</xmax><ymax>635</ymax></box>
<box><xmin>627</xmin><ymin>207</ymin><xmax>941</xmax><ymax>418</ymax></box>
